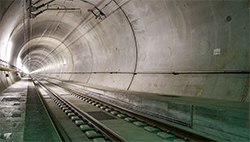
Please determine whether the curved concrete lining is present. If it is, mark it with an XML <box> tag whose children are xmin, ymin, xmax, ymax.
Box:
<box><xmin>0</xmin><ymin>0</ymin><xmax>249</xmax><ymax>101</ymax></box>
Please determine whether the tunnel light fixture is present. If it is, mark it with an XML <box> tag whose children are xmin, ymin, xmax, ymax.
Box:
<box><xmin>21</xmin><ymin>66</ymin><xmax>30</xmax><ymax>74</ymax></box>
<box><xmin>16</xmin><ymin>58</ymin><xmax>30</xmax><ymax>74</ymax></box>
<box><xmin>6</xmin><ymin>41</ymin><xmax>13</xmax><ymax>63</ymax></box>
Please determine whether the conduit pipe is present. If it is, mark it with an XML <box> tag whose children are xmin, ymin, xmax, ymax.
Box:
<box><xmin>0</xmin><ymin>67</ymin><xmax>18</xmax><ymax>72</ymax></box>
<box><xmin>44</xmin><ymin>70</ymin><xmax>250</xmax><ymax>75</ymax></box>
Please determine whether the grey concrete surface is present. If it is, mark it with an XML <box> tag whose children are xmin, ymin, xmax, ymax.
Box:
<box><xmin>0</xmin><ymin>77</ymin><xmax>29</xmax><ymax>141</ymax></box>
<box><xmin>0</xmin><ymin>0</ymin><xmax>249</xmax><ymax>141</ymax></box>
<box><xmin>0</xmin><ymin>0</ymin><xmax>249</xmax><ymax>101</ymax></box>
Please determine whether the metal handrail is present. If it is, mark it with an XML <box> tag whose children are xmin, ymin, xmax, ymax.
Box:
<box><xmin>0</xmin><ymin>59</ymin><xmax>21</xmax><ymax>72</ymax></box>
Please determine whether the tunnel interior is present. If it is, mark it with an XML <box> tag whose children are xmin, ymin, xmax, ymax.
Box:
<box><xmin>0</xmin><ymin>0</ymin><xmax>249</xmax><ymax>141</ymax></box>
<box><xmin>0</xmin><ymin>0</ymin><xmax>249</xmax><ymax>101</ymax></box>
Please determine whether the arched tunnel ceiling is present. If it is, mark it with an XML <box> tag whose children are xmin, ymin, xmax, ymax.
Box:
<box><xmin>0</xmin><ymin>0</ymin><xmax>249</xmax><ymax>101</ymax></box>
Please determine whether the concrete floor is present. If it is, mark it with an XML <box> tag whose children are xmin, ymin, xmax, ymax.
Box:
<box><xmin>0</xmin><ymin>77</ymin><xmax>60</xmax><ymax>141</ymax></box>
<box><xmin>0</xmin><ymin>77</ymin><xmax>29</xmax><ymax>141</ymax></box>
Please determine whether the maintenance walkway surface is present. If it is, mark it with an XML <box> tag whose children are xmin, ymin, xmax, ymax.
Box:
<box><xmin>0</xmin><ymin>76</ymin><xmax>60</xmax><ymax>141</ymax></box>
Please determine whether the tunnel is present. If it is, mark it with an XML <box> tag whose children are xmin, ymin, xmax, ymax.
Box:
<box><xmin>0</xmin><ymin>0</ymin><xmax>249</xmax><ymax>141</ymax></box>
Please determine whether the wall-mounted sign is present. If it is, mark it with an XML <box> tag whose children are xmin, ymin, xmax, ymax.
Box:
<box><xmin>213</xmin><ymin>48</ymin><xmax>221</xmax><ymax>55</ymax></box>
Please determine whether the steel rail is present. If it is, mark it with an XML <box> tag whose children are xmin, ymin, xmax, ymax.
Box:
<box><xmin>33</xmin><ymin>80</ymin><xmax>70</xmax><ymax>142</ymax></box>
<box><xmin>47</xmin><ymin>80</ymin><xmax>217</xmax><ymax>142</ymax></box>
<box><xmin>36</xmin><ymin>80</ymin><xmax>127</xmax><ymax>142</ymax></box>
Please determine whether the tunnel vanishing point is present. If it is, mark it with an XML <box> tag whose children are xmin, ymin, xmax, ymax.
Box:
<box><xmin>0</xmin><ymin>0</ymin><xmax>249</xmax><ymax>141</ymax></box>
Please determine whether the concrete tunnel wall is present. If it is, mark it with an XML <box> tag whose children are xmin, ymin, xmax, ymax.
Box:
<box><xmin>0</xmin><ymin>0</ymin><xmax>249</xmax><ymax>101</ymax></box>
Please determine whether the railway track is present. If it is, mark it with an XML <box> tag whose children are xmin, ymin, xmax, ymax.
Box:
<box><xmin>32</xmin><ymin>77</ymin><xmax>217</xmax><ymax>142</ymax></box>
